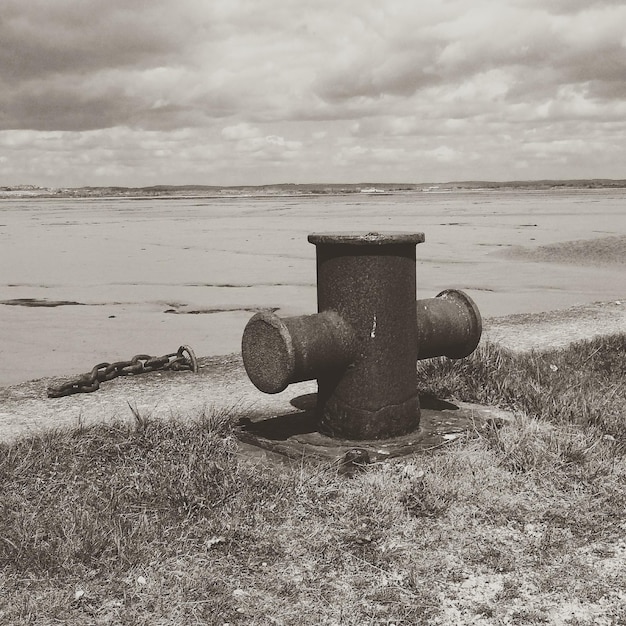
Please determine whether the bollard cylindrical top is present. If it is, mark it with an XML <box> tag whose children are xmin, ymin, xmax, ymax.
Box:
<box><xmin>308</xmin><ymin>232</ymin><xmax>425</xmax><ymax>246</ymax></box>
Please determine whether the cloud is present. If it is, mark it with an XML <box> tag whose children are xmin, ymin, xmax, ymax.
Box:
<box><xmin>311</xmin><ymin>1</ymin><xmax>626</xmax><ymax>119</ymax></box>
<box><xmin>221</xmin><ymin>123</ymin><xmax>260</xmax><ymax>141</ymax></box>
<box><xmin>0</xmin><ymin>0</ymin><xmax>215</xmax><ymax>130</ymax></box>
<box><xmin>1</xmin><ymin>0</ymin><xmax>626</xmax><ymax>185</ymax></box>
<box><xmin>0</xmin><ymin>0</ymin><xmax>202</xmax><ymax>81</ymax></box>
<box><xmin>221</xmin><ymin>123</ymin><xmax>302</xmax><ymax>162</ymax></box>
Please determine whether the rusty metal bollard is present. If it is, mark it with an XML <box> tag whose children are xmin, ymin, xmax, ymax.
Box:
<box><xmin>241</xmin><ymin>232</ymin><xmax>481</xmax><ymax>441</ymax></box>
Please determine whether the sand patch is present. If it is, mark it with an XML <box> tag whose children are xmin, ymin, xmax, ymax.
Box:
<box><xmin>502</xmin><ymin>235</ymin><xmax>626</xmax><ymax>266</ymax></box>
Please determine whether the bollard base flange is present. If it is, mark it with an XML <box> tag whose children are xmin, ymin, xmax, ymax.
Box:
<box><xmin>236</xmin><ymin>394</ymin><xmax>511</xmax><ymax>463</ymax></box>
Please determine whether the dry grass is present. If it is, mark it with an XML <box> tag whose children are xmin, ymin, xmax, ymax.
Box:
<box><xmin>417</xmin><ymin>333</ymin><xmax>626</xmax><ymax>437</ymax></box>
<box><xmin>1</xmin><ymin>335</ymin><xmax>625</xmax><ymax>625</ymax></box>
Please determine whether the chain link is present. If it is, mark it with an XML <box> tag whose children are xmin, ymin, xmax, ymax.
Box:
<box><xmin>47</xmin><ymin>345</ymin><xmax>199</xmax><ymax>398</ymax></box>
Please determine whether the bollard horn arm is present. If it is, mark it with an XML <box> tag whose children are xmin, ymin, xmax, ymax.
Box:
<box><xmin>242</xmin><ymin>310</ymin><xmax>357</xmax><ymax>394</ymax></box>
<box><xmin>416</xmin><ymin>289</ymin><xmax>482</xmax><ymax>360</ymax></box>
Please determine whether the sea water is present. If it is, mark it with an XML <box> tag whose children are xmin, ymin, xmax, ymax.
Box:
<box><xmin>1</xmin><ymin>189</ymin><xmax>625</xmax><ymax>385</ymax></box>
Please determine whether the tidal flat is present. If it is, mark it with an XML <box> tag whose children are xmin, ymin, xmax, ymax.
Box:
<box><xmin>1</xmin><ymin>188</ymin><xmax>625</xmax><ymax>386</ymax></box>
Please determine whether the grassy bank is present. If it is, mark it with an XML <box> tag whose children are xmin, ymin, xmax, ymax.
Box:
<box><xmin>1</xmin><ymin>335</ymin><xmax>625</xmax><ymax>625</ymax></box>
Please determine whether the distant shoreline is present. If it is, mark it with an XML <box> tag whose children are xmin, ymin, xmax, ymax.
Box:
<box><xmin>2</xmin><ymin>179</ymin><xmax>626</xmax><ymax>199</ymax></box>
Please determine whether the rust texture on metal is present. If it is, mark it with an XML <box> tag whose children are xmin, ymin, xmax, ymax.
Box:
<box><xmin>241</xmin><ymin>231</ymin><xmax>482</xmax><ymax>441</ymax></box>
<box><xmin>312</xmin><ymin>233</ymin><xmax>422</xmax><ymax>439</ymax></box>
<box><xmin>242</xmin><ymin>310</ymin><xmax>356</xmax><ymax>394</ymax></box>
<box><xmin>415</xmin><ymin>289</ymin><xmax>482</xmax><ymax>360</ymax></box>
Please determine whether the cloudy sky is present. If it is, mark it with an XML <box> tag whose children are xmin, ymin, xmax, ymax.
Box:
<box><xmin>1</xmin><ymin>0</ymin><xmax>626</xmax><ymax>187</ymax></box>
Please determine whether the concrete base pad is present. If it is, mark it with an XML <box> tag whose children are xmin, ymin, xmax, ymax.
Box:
<box><xmin>237</xmin><ymin>393</ymin><xmax>511</xmax><ymax>464</ymax></box>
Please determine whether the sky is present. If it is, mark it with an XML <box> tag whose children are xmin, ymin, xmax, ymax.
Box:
<box><xmin>1</xmin><ymin>0</ymin><xmax>626</xmax><ymax>188</ymax></box>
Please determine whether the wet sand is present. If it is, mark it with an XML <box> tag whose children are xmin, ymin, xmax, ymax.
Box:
<box><xmin>1</xmin><ymin>189</ymin><xmax>625</xmax><ymax>387</ymax></box>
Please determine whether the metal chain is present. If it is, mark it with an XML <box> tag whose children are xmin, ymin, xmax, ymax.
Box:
<box><xmin>47</xmin><ymin>345</ymin><xmax>199</xmax><ymax>398</ymax></box>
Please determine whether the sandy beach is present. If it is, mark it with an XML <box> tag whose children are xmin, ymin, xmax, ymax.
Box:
<box><xmin>1</xmin><ymin>188</ymin><xmax>625</xmax><ymax>389</ymax></box>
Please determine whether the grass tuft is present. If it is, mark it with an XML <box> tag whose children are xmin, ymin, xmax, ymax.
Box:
<box><xmin>417</xmin><ymin>333</ymin><xmax>626</xmax><ymax>437</ymax></box>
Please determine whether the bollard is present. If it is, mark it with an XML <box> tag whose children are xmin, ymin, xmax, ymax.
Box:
<box><xmin>241</xmin><ymin>232</ymin><xmax>482</xmax><ymax>441</ymax></box>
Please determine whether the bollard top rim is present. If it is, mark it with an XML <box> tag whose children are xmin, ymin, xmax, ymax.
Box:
<box><xmin>308</xmin><ymin>232</ymin><xmax>425</xmax><ymax>246</ymax></box>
